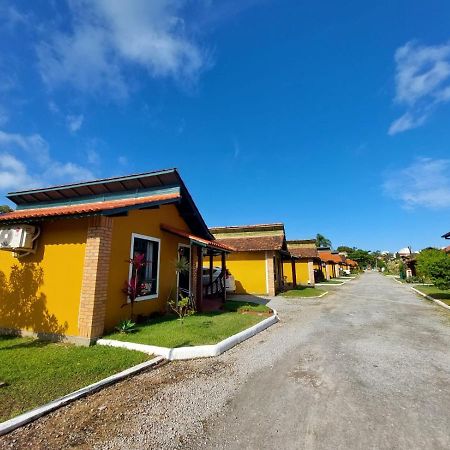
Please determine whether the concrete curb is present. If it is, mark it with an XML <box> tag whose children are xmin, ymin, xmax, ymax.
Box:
<box><xmin>0</xmin><ymin>355</ymin><xmax>165</xmax><ymax>437</ymax></box>
<box><xmin>98</xmin><ymin>311</ymin><xmax>279</xmax><ymax>360</ymax></box>
<box><xmin>283</xmin><ymin>291</ymin><xmax>328</xmax><ymax>299</ymax></box>
<box><xmin>316</xmin><ymin>281</ymin><xmax>345</xmax><ymax>287</ymax></box>
<box><xmin>409</xmin><ymin>287</ymin><xmax>450</xmax><ymax>312</ymax></box>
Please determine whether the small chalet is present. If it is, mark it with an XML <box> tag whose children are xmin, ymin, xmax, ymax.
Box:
<box><xmin>317</xmin><ymin>248</ymin><xmax>341</xmax><ymax>279</ymax></box>
<box><xmin>209</xmin><ymin>223</ymin><xmax>292</xmax><ymax>296</ymax></box>
<box><xmin>0</xmin><ymin>169</ymin><xmax>232</xmax><ymax>345</ymax></box>
<box><xmin>284</xmin><ymin>239</ymin><xmax>320</xmax><ymax>286</ymax></box>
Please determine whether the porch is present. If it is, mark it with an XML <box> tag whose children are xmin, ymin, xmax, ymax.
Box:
<box><xmin>160</xmin><ymin>224</ymin><xmax>234</xmax><ymax>312</ymax></box>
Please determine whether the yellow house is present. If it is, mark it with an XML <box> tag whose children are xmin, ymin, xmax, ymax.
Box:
<box><xmin>283</xmin><ymin>239</ymin><xmax>320</xmax><ymax>286</ymax></box>
<box><xmin>0</xmin><ymin>169</ymin><xmax>232</xmax><ymax>345</ymax></box>
<box><xmin>317</xmin><ymin>249</ymin><xmax>342</xmax><ymax>279</ymax></box>
<box><xmin>209</xmin><ymin>223</ymin><xmax>291</xmax><ymax>296</ymax></box>
<box><xmin>317</xmin><ymin>249</ymin><xmax>336</xmax><ymax>280</ymax></box>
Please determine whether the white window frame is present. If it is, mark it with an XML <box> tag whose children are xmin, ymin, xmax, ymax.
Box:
<box><xmin>129</xmin><ymin>233</ymin><xmax>161</xmax><ymax>302</ymax></box>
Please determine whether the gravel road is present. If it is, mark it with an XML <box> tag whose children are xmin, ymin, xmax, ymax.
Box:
<box><xmin>1</xmin><ymin>273</ymin><xmax>449</xmax><ymax>450</ymax></box>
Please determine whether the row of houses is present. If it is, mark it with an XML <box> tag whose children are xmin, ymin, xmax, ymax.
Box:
<box><xmin>209</xmin><ymin>224</ymin><xmax>357</xmax><ymax>296</ymax></box>
<box><xmin>0</xmin><ymin>169</ymin><xmax>357</xmax><ymax>345</ymax></box>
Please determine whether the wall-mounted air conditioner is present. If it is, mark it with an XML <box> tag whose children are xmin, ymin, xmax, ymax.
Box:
<box><xmin>0</xmin><ymin>225</ymin><xmax>40</xmax><ymax>254</ymax></box>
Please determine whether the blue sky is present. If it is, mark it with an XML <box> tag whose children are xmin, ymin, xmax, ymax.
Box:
<box><xmin>0</xmin><ymin>0</ymin><xmax>449</xmax><ymax>252</ymax></box>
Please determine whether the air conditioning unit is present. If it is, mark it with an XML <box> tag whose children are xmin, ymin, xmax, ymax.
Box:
<box><xmin>0</xmin><ymin>225</ymin><xmax>38</xmax><ymax>251</ymax></box>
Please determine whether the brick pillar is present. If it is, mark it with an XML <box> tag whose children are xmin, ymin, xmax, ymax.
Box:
<box><xmin>266</xmin><ymin>251</ymin><xmax>276</xmax><ymax>296</ymax></box>
<box><xmin>78</xmin><ymin>216</ymin><xmax>113</xmax><ymax>342</ymax></box>
<box><xmin>308</xmin><ymin>260</ymin><xmax>315</xmax><ymax>286</ymax></box>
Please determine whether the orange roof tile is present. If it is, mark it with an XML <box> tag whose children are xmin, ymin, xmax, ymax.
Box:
<box><xmin>0</xmin><ymin>192</ymin><xmax>180</xmax><ymax>223</ymax></box>
<box><xmin>160</xmin><ymin>224</ymin><xmax>234</xmax><ymax>252</ymax></box>
<box><xmin>318</xmin><ymin>252</ymin><xmax>344</xmax><ymax>264</ymax></box>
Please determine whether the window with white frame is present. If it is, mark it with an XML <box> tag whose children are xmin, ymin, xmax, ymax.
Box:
<box><xmin>130</xmin><ymin>233</ymin><xmax>160</xmax><ymax>299</ymax></box>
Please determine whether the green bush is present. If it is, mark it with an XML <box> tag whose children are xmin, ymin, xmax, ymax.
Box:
<box><xmin>416</xmin><ymin>248</ymin><xmax>450</xmax><ymax>290</ymax></box>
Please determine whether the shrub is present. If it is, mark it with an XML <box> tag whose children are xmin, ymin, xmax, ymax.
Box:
<box><xmin>115</xmin><ymin>319</ymin><xmax>137</xmax><ymax>334</ymax></box>
<box><xmin>416</xmin><ymin>248</ymin><xmax>450</xmax><ymax>290</ymax></box>
<box><xmin>167</xmin><ymin>296</ymin><xmax>195</xmax><ymax>323</ymax></box>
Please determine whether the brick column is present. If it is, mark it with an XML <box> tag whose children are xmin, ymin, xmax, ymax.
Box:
<box><xmin>266</xmin><ymin>251</ymin><xmax>276</xmax><ymax>296</ymax></box>
<box><xmin>308</xmin><ymin>260</ymin><xmax>315</xmax><ymax>286</ymax></box>
<box><xmin>78</xmin><ymin>216</ymin><xmax>113</xmax><ymax>343</ymax></box>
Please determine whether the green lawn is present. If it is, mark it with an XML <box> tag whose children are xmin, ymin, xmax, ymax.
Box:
<box><xmin>414</xmin><ymin>285</ymin><xmax>450</xmax><ymax>305</ymax></box>
<box><xmin>282</xmin><ymin>287</ymin><xmax>327</xmax><ymax>298</ymax></box>
<box><xmin>106</xmin><ymin>301</ymin><xmax>272</xmax><ymax>348</ymax></box>
<box><xmin>0</xmin><ymin>336</ymin><xmax>148</xmax><ymax>422</ymax></box>
<box><xmin>318</xmin><ymin>279</ymin><xmax>343</xmax><ymax>284</ymax></box>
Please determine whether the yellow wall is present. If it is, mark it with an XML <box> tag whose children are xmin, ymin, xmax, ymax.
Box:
<box><xmin>283</xmin><ymin>259</ymin><xmax>312</xmax><ymax>285</ymax></box>
<box><xmin>0</xmin><ymin>219</ymin><xmax>88</xmax><ymax>337</ymax></box>
<box><xmin>327</xmin><ymin>263</ymin><xmax>335</xmax><ymax>278</ymax></box>
<box><xmin>220</xmin><ymin>251</ymin><xmax>267</xmax><ymax>295</ymax></box>
<box><xmin>297</xmin><ymin>260</ymin><xmax>310</xmax><ymax>284</ymax></box>
<box><xmin>104</xmin><ymin>205</ymin><xmax>190</xmax><ymax>332</ymax></box>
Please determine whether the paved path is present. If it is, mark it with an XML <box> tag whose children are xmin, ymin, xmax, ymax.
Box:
<box><xmin>1</xmin><ymin>273</ymin><xmax>449</xmax><ymax>450</ymax></box>
<box><xmin>200</xmin><ymin>273</ymin><xmax>450</xmax><ymax>449</ymax></box>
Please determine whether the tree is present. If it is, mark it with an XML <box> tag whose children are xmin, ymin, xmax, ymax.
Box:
<box><xmin>337</xmin><ymin>246</ymin><xmax>354</xmax><ymax>253</ymax></box>
<box><xmin>416</xmin><ymin>248</ymin><xmax>450</xmax><ymax>289</ymax></box>
<box><xmin>347</xmin><ymin>248</ymin><xmax>375</xmax><ymax>269</ymax></box>
<box><xmin>0</xmin><ymin>205</ymin><xmax>12</xmax><ymax>214</ymax></box>
<box><xmin>316</xmin><ymin>233</ymin><xmax>332</xmax><ymax>248</ymax></box>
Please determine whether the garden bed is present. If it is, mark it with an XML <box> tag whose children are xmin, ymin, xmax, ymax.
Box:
<box><xmin>282</xmin><ymin>287</ymin><xmax>327</xmax><ymax>298</ymax></box>
<box><xmin>0</xmin><ymin>336</ymin><xmax>148</xmax><ymax>422</ymax></box>
<box><xmin>105</xmin><ymin>301</ymin><xmax>273</xmax><ymax>348</ymax></box>
<box><xmin>414</xmin><ymin>285</ymin><xmax>450</xmax><ymax>305</ymax></box>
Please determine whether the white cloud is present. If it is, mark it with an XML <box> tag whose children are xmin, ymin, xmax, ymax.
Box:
<box><xmin>0</xmin><ymin>153</ymin><xmax>34</xmax><ymax>189</ymax></box>
<box><xmin>0</xmin><ymin>129</ymin><xmax>94</xmax><ymax>192</ymax></box>
<box><xmin>66</xmin><ymin>114</ymin><xmax>84</xmax><ymax>133</ymax></box>
<box><xmin>37</xmin><ymin>0</ymin><xmax>207</xmax><ymax>99</ymax></box>
<box><xmin>87</xmin><ymin>149</ymin><xmax>100</xmax><ymax>165</ymax></box>
<box><xmin>0</xmin><ymin>4</ymin><xmax>29</xmax><ymax>30</ymax></box>
<box><xmin>383</xmin><ymin>158</ymin><xmax>450</xmax><ymax>209</ymax></box>
<box><xmin>389</xmin><ymin>41</ymin><xmax>450</xmax><ymax>134</ymax></box>
<box><xmin>388</xmin><ymin>111</ymin><xmax>427</xmax><ymax>135</ymax></box>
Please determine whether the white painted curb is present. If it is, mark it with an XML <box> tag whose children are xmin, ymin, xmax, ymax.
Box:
<box><xmin>0</xmin><ymin>355</ymin><xmax>164</xmax><ymax>437</ymax></box>
<box><xmin>316</xmin><ymin>281</ymin><xmax>345</xmax><ymax>286</ymax></box>
<box><xmin>410</xmin><ymin>287</ymin><xmax>450</xmax><ymax>312</ymax></box>
<box><xmin>98</xmin><ymin>311</ymin><xmax>279</xmax><ymax>361</ymax></box>
<box><xmin>283</xmin><ymin>291</ymin><xmax>328</xmax><ymax>299</ymax></box>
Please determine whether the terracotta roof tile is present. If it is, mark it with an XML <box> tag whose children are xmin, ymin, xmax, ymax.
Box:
<box><xmin>214</xmin><ymin>235</ymin><xmax>285</xmax><ymax>252</ymax></box>
<box><xmin>318</xmin><ymin>252</ymin><xmax>344</xmax><ymax>264</ymax></box>
<box><xmin>160</xmin><ymin>224</ymin><xmax>234</xmax><ymax>252</ymax></box>
<box><xmin>288</xmin><ymin>247</ymin><xmax>319</xmax><ymax>259</ymax></box>
<box><xmin>0</xmin><ymin>192</ymin><xmax>180</xmax><ymax>223</ymax></box>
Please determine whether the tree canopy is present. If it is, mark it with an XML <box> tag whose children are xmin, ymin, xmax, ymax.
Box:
<box><xmin>316</xmin><ymin>233</ymin><xmax>332</xmax><ymax>248</ymax></box>
<box><xmin>336</xmin><ymin>246</ymin><xmax>354</xmax><ymax>253</ymax></box>
<box><xmin>416</xmin><ymin>248</ymin><xmax>450</xmax><ymax>289</ymax></box>
<box><xmin>346</xmin><ymin>248</ymin><xmax>375</xmax><ymax>268</ymax></box>
<box><xmin>0</xmin><ymin>205</ymin><xmax>13</xmax><ymax>214</ymax></box>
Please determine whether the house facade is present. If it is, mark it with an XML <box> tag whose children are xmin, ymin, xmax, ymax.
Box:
<box><xmin>209</xmin><ymin>223</ymin><xmax>290</xmax><ymax>296</ymax></box>
<box><xmin>0</xmin><ymin>169</ymin><xmax>231</xmax><ymax>345</ymax></box>
<box><xmin>283</xmin><ymin>239</ymin><xmax>319</xmax><ymax>286</ymax></box>
<box><xmin>317</xmin><ymin>249</ymin><xmax>340</xmax><ymax>279</ymax></box>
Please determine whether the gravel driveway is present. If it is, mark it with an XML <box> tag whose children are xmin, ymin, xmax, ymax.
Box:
<box><xmin>1</xmin><ymin>273</ymin><xmax>449</xmax><ymax>450</ymax></box>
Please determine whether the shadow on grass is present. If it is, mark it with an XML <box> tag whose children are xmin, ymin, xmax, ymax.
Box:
<box><xmin>0</xmin><ymin>335</ymin><xmax>54</xmax><ymax>351</ymax></box>
<box><xmin>429</xmin><ymin>293</ymin><xmax>450</xmax><ymax>300</ymax></box>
